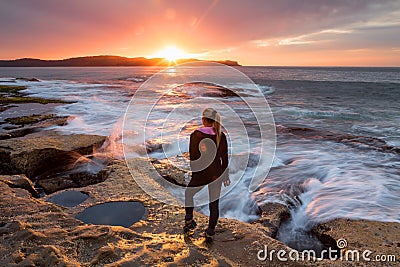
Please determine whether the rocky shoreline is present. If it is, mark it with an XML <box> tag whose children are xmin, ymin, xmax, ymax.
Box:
<box><xmin>0</xmin><ymin>131</ymin><xmax>398</xmax><ymax>266</ymax></box>
<box><xmin>0</xmin><ymin>84</ymin><xmax>73</xmax><ymax>140</ymax></box>
<box><xmin>0</xmin><ymin>84</ymin><xmax>398</xmax><ymax>266</ymax></box>
<box><xmin>0</xmin><ymin>156</ymin><xmax>315</xmax><ymax>266</ymax></box>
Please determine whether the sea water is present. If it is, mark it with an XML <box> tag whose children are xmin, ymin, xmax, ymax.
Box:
<box><xmin>1</xmin><ymin>66</ymin><xmax>399</xmax><ymax>231</ymax></box>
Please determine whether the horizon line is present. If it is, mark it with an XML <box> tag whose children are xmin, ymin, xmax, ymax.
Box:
<box><xmin>0</xmin><ymin>55</ymin><xmax>399</xmax><ymax>68</ymax></box>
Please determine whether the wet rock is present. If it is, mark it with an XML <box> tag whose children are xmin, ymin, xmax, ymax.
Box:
<box><xmin>16</xmin><ymin>77</ymin><xmax>40</xmax><ymax>82</ymax></box>
<box><xmin>0</xmin><ymin>128</ymin><xmax>35</xmax><ymax>140</ymax></box>
<box><xmin>278</xmin><ymin>125</ymin><xmax>400</xmax><ymax>154</ymax></box>
<box><xmin>313</xmin><ymin>218</ymin><xmax>400</xmax><ymax>264</ymax></box>
<box><xmin>0</xmin><ymin>131</ymin><xmax>106</xmax><ymax>177</ymax></box>
<box><xmin>0</xmin><ymin>115</ymin><xmax>69</xmax><ymax>140</ymax></box>
<box><xmin>36</xmin><ymin>167</ymin><xmax>110</xmax><ymax>194</ymax></box>
<box><xmin>33</xmin><ymin>115</ymin><xmax>70</xmax><ymax>128</ymax></box>
<box><xmin>150</xmin><ymin>157</ymin><xmax>187</xmax><ymax>186</ymax></box>
<box><xmin>5</xmin><ymin>114</ymin><xmax>58</xmax><ymax>126</ymax></box>
<box><xmin>183</xmin><ymin>82</ymin><xmax>239</xmax><ymax>97</ymax></box>
<box><xmin>254</xmin><ymin>202</ymin><xmax>291</xmax><ymax>237</ymax></box>
<box><xmin>0</xmin><ymin>174</ymin><xmax>39</xmax><ymax>197</ymax></box>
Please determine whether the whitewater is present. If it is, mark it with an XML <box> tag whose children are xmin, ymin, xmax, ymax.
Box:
<box><xmin>1</xmin><ymin>66</ymin><xmax>399</xmax><ymax>237</ymax></box>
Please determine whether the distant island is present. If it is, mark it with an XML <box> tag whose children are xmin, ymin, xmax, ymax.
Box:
<box><xmin>0</xmin><ymin>55</ymin><xmax>241</xmax><ymax>67</ymax></box>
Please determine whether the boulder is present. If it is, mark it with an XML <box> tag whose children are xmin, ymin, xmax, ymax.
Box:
<box><xmin>0</xmin><ymin>174</ymin><xmax>39</xmax><ymax>197</ymax></box>
<box><xmin>254</xmin><ymin>202</ymin><xmax>291</xmax><ymax>237</ymax></box>
<box><xmin>278</xmin><ymin>125</ymin><xmax>400</xmax><ymax>154</ymax></box>
<box><xmin>36</xmin><ymin>167</ymin><xmax>110</xmax><ymax>194</ymax></box>
<box><xmin>16</xmin><ymin>77</ymin><xmax>40</xmax><ymax>82</ymax></box>
<box><xmin>0</xmin><ymin>116</ymin><xmax>69</xmax><ymax>140</ymax></box>
<box><xmin>150</xmin><ymin>157</ymin><xmax>187</xmax><ymax>186</ymax></box>
<box><xmin>0</xmin><ymin>131</ymin><xmax>106</xmax><ymax>178</ymax></box>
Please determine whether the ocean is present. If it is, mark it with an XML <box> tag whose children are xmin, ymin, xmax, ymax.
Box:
<box><xmin>1</xmin><ymin>66</ymin><xmax>399</xmax><ymax>238</ymax></box>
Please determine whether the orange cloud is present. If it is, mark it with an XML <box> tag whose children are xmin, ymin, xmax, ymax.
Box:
<box><xmin>0</xmin><ymin>0</ymin><xmax>399</xmax><ymax>66</ymax></box>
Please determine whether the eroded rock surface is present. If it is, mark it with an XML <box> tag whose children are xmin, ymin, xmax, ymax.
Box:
<box><xmin>0</xmin><ymin>174</ymin><xmax>39</xmax><ymax>198</ymax></box>
<box><xmin>0</xmin><ymin>115</ymin><xmax>70</xmax><ymax>140</ymax></box>
<box><xmin>151</xmin><ymin>157</ymin><xmax>187</xmax><ymax>186</ymax></box>
<box><xmin>313</xmin><ymin>218</ymin><xmax>400</xmax><ymax>265</ymax></box>
<box><xmin>1</xmin><ymin>159</ymin><xmax>331</xmax><ymax>266</ymax></box>
<box><xmin>0</xmin><ymin>131</ymin><xmax>106</xmax><ymax>177</ymax></box>
<box><xmin>254</xmin><ymin>202</ymin><xmax>291</xmax><ymax>238</ymax></box>
<box><xmin>278</xmin><ymin>125</ymin><xmax>400</xmax><ymax>154</ymax></box>
<box><xmin>36</xmin><ymin>167</ymin><xmax>110</xmax><ymax>194</ymax></box>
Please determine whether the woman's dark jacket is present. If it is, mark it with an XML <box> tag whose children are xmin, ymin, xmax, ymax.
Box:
<box><xmin>189</xmin><ymin>130</ymin><xmax>228</xmax><ymax>187</ymax></box>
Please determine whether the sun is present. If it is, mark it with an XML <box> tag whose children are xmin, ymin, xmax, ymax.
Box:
<box><xmin>154</xmin><ymin>46</ymin><xmax>188</xmax><ymax>62</ymax></box>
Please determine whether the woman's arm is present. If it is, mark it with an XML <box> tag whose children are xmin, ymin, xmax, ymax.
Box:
<box><xmin>189</xmin><ymin>131</ymin><xmax>200</xmax><ymax>161</ymax></box>
<box><xmin>221</xmin><ymin>133</ymin><xmax>228</xmax><ymax>172</ymax></box>
<box><xmin>220</xmin><ymin>133</ymin><xmax>230</xmax><ymax>185</ymax></box>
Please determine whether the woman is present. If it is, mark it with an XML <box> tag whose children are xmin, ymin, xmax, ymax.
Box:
<box><xmin>184</xmin><ymin>108</ymin><xmax>230</xmax><ymax>241</ymax></box>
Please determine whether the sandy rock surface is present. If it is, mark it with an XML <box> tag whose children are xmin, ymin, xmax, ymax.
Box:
<box><xmin>313</xmin><ymin>218</ymin><xmax>400</xmax><ymax>266</ymax></box>
<box><xmin>0</xmin><ymin>159</ymin><xmax>333</xmax><ymax>266</ymax></box>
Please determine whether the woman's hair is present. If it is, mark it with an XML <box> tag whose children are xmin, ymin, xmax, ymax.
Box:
<box><xmin>202</xmin><ymin>108</ymin><xmax>222</xmax><ymax>148</ymax></box>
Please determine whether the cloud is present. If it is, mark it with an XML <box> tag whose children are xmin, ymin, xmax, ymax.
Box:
<box><xmin>250</xmin><ymin>15</ymin><xmax>400</xmax><ymax>52</ymax></box>
<box><xmin>0</xmin><ymin>0</ymin><xmax>399</xmax><ymax>65</ymax></box>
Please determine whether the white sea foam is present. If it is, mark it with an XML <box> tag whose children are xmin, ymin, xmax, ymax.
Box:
<box><xmin>260</xmin><ymin>139</ymin><xmax>400</xmax><ymax>227</ymax></box>
<box><xmin>1</xmin><ymin>67</ymin><xmax>399</xmax><ymax>229</ymax></box>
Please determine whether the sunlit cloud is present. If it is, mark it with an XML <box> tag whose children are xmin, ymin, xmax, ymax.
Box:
<box><xmin>0</xmin><ymin>0</ymin><xmax>399</xmax><ymax>66</ymax></box>
<box><xmin>278</xmin><ymin>38</ymin><xmax>316</xmax><ymax>46</ymax></box>
<box><xmin>277</xmin><ymin>28</ymin><xmax>353</xmax><ymax>46</ymax></box>
<box><xmin>252</xmin><ymin>40</ymin><xmax>270</xmax><ymax>47</ymax></box>
<box><xmin>250</xmin><ymin>28</ymin><xmax>352</xmax><ymax>48</ymax></box>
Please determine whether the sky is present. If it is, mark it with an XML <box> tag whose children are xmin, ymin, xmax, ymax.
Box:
<box><xmin>0</xmin><ymin>0</ymin><xmax>399</xmax><ymax>66</ymax></box>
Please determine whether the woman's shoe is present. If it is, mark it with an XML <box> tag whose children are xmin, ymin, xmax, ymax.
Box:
<box><xmin>183</xmin><ymin>219</ymin><xmax>197</xmax><ymax>234</ymax></box>
<box><xmin>205</xmin><ymin>228</ymin><xmax>215</xmax><ymax>242</ymax></box>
